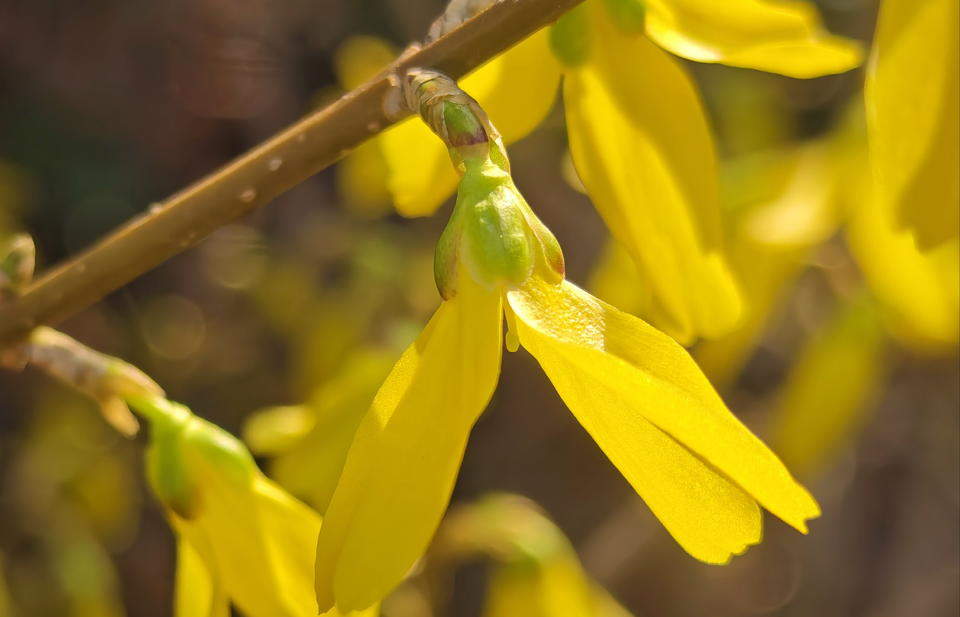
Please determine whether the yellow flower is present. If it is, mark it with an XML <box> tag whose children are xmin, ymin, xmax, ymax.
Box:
<box><xmin>243</xmin><ymin>349</ymin><xmax>397</xmax><ymax>513</ymax></box>
<box><xmin>865</xmin><ymin>0</ymin><xmax>958</xmax><ymax>249</ymax></box>
<box><xmin>345</xmin><ymin>0</ymin><xmax>861</xmax><ymax>342</ymax></box>
<box><xmin>695</xmin><ymin>141</ymin><xmax>843</xmax><ymax>387</ymax></box>
<box><xmin>769</xmin><ymin>292</ymin><xmax>887</xmax><ymax>476</ymax></box>
<box><xmin>314</xmin><ymin>91</ymin><xmax>819</xmax><ymax>612</ymax></box>
<box><xmin>130</xmin><ymin>396</ymin><xmax>376</xmax><ymax>617</ymax></box>
<box><xmin>439</xmin><ymin>494</ymin><xmax>634</xmax><ymax>617</ymax></box>
<box><xmin>840</xmin><ymin>108</ymin><xmax>960</xmax><ymax>352</ymax></box>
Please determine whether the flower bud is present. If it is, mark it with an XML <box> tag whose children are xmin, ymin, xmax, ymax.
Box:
<box><xmin>147</xmin><ymin>419</ymin><xmax>201</xmax><ymax>519</ymax></box>
<box><xmin>138</xmin><ymin>397</ymin><xmax>259</xmax><ymax>518</ymax></box>
<box><xmin>435</xmin><ymin>159</ymin><xmax>565</xmax><ymax>298</ymax></box>
<box><xmin>182</xmin><ymin>415</ymin><xmax>259</xmax><ymax>488</ymax></box>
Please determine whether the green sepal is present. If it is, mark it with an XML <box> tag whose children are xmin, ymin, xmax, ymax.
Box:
<box><xmin>462</xmin><ymin>183</ymin><xmax>535</xmax><ymax>290</ymax></box>
<box><xmin>435</xmin><ymin>206</ymin><xmax>464</xmax><ymax>300</ymax></box>
<box><xmin>182</xmin><ymin>416</ymin><xmax>258</xmax><ymax>489</ymax></box>
<box><xmin>550</xmin><ymin>3</ymin><xmax>591</xmax><ymax>67</ymax></box>
<box><xmin>145</xmin><ymin>415</ymin><xmax>200</xmax><ymax>519</ymax></box>
<box><xmin>518</xmin><ymin>200</ymin><xmax>565</xmax><ymax>284</ymax></box>
<box><xmin>602</xmin><ymin>0</ymin><xmax>646</xmax><ymax>34</ymax></box>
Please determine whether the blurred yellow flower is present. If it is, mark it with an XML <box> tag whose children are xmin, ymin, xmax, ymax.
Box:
<box><xmin>769</xmin><ymin>292</ymin><xmax>887</xmax><ymax>476</ymax></box>
<box><xmin>694</xmin><ymin>142</ymin><xmax>842</xmax><ymax>387</ymax></box>
<box><xmin>130</xmin><ymin>396</ymin><xmax>376</xmax><ymax>617</ymax></box>
<box><xmin>244</xmin><ymin>348</ymin><xmax>397</xmax><ymax>513</ymax></box>
<box><xmin>840</xmin><ymin>110</ymin><xmax>960</xmax><ymax>352</ymax></box>
<box><xmin>339</xmin><ymin>0</ymin><xmax>861</xmax><ymax>342</ymax></box>
<box><xmin>439</xmin><ymin>494</ymin><xmax>633</xmax><ymax>617</ymax></box>
<box><xmin>314</xmin><ymin>102</ymin><xmax>818</xmax><ymax>612</ymax></box>
<box><xmin>866</xmin><ymin>0</ymin><xmax>959</xmax><ymax>249</ymax></box>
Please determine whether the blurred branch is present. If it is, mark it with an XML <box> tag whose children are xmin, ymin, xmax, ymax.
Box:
<box><xmin>0</xmin><ymin>0</ymin><xmax>584</xmax><ymax>346</ymax></box>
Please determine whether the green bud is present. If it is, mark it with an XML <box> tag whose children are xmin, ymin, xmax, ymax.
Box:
<box><xmin>138</xmin><ymin>397</ymin><xmax>257</xmax><ymax>517</ymax></box>
<box><xmin>182</xmin><ymin>415</ymin><xmax>258</xmax><ymax>488</ymax></box>
<box><xmin>441</xmin><ymin>100</ymin><xmax>488</xmax><ymax>147</ymax></box>
<box><xmin>435</xmin><ymin>158</ymin><xmax>565</xmax><ymax>296</ymax></box>
<box><xmin>146</xmin><ymin>416</ymin><xmax>200</xmax><ymax>519</ymax></box>
<box><xmin>603</xmin><ymin>0</ymin><xmax>646</xmax><ymax>34</ymax></box>
<box><xmin>550</xmin><ymin>4</ymin><xmax>591</xmax><ymax>67</ymax></box>
<box><xmin>434</xmin><ymin>204</ymin><xmax>464</xmax><ymax>300</ymax></box>
<box><xmin>462</xmin><ymin>182</ymin><xmax>535</xmax><ymax>290</ymax></box>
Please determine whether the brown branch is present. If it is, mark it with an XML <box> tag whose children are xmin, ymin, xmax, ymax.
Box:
<box><xmin>0</xmin><ymin>0</ymin><xmax>583</xmax><ymax>346</ymax></box>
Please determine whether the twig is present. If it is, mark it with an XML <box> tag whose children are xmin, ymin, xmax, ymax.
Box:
<box><xmin>0</xmin><ymin>0</ymin><xmax>584</xmax><ymax>346</ymax></box>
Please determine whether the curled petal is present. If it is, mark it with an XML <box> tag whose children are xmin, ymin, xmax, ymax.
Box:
<box><xmin>644</xmin><ymin>0</ymin><xmax>863</xmax><ymax>78</ymax></box>
<box><xmin>507</xmin><ymin>278</ymin><xmax>819</xmax><ymax>560</ymax></box>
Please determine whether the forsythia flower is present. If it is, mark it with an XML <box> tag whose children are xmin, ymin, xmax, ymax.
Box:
<box><xmin>129</xmin><ymin>396</ymin><xmax>376</xmax><ymax>617</ymax></box>
<box><xmin>343</xmin><ymin>0</ymin><xmax>861</xmax><ymax>342</ymax></box>
<box><xmin>839</xmin><ymin>107</ymin><xmax>960</xmax><ymax>352</ymax></box>
<box><xmin>695</xmin><ymin>142</ymin><xmax>843</xmax><ymax>387</ymax></box>
<box><xmin>440</xmin><ymin>494</ymin><xmax>634</xmax><ymax>617</ymax></box>
<box><xmin>769</xmin><ymin>292</ymin><xmax>887</xmax><ymax>476</ymax></box>
<box><xmin>243</xmin><ymin>349</ymin><xmax>396</xmax><ymax>513</ymax></box>
<box><xmin>314</xmin><ymin>72</ymin><xmax>819</xmax><ymax>613</ymax></box>
<box><xmin>865</xmin><ymin>0</ymin><xmax>959</xmax><ymax>249</ymax></box>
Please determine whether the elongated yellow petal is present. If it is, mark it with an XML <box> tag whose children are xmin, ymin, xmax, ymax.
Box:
<box><xmin>379</xmin><ymin>30</ymin><xmax>561</xmax><ymax>217</ymax></box>
<box><xmin>770</xmin><ymin>294</ymin><xmax>887</xmax><ymax>475</ymax></box>
<box><xmin>174</xmin><ymin>531</ymin><xmax>230</xmax><ymax>617</ymax></box>
<box><xmin>565</xmin><ymin>7</ymin><xmax>741</xmax><ymax>343</ymax></box>
<box><xmin>697</xmin><ymin>143</ymin><xmax>840</xmax><ymax>387</ymax></box>
<box><xmin>333</xmin><ymin>36</ymin><xmax>397</xmax><ymax>217</ymax></box>
<box><xmin>180</xmin><ymin>473</ymin><xmax>320</xmax><ymax>617</ymax></box>
<box><xmin>644</xmin><ymin>0</ymin><xmax>862</xmax><ymax>78</ymax></box>
<box><xmin>508</xmin><ymin>278</ymin><xmax>819</xmax><ymax>561</ymax></box>
<box><xmin>847</xmin><ymin>170</ymin><xmax>960</xmax><ymax>351</ymax></box>
<box><xmin>256</xmin><ymin>350</ymin><xmax>396</xmax><ymax>514</ymax></box>
<box><xmin>483</xmin><ymin>558</ymin><xmax>598</xmax><ymax>617</ymax></box>
<box><xmin>865</xmin><ymin>0</ymin><xmax>959</xmax><ymax>249</ymax></box>
<box><xmin>315</xmin><ymin>277</ymin><xmax>503</xmax><ymax>612</ymax></box>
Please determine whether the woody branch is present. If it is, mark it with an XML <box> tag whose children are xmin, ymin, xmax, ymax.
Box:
<box><xmin>0</xmin><ymin>0</ymin><xmax>584</xmax><ymax>346</ymax></box>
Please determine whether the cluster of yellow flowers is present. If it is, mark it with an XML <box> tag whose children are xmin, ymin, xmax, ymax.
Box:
<box><xmin>6</xmin><ymin>0</ymin><xmax>956</xmax><ymax>615</ymax></box>
<box><xmin>139</xmin><ymin>0</ymin><xmax>960</xmax><ymax>613</ymax></box>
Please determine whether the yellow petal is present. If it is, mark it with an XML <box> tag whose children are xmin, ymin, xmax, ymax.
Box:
<box><xmin>334</xmin><ymin>36</ymin><xmax>396</xmax><ymax>90</ymax></box>
<box><xmin>333</xmin><ymin>36</ymin><xmax>397</xmax><ymax>217</ymax></box>
<box><xmin>865</xmin><ymin>0</ymin><xmax>959</xmax><ymax>249</ymax></box>
<box><xmin>379</xmin><ymin>30</ymin><xmax>561</xmax><ymax>217</ymax></box>
<box><xmin>508</xmin><ymin>278</ymin><xmax>819</xmax><ymax>560</ymax></box>
<box><xmin>847</xmin><ymin>167</ymin><xmax>960</xmax><ymax>351</ymax></box>
<box><xmin>565</xmin><ymin>7</ymin><xmax>741</xmax><ymax>343</ymax></box>
<box><xmin>769</xmin><ymin>293</ymin><xmax>887</xmax><ymax>475</ymax></box>
<box><xmin>483</xmin><ymin>558</ymin><xmax>597</xmax><ymax>617</ymax></box>
<box><xmin>267</xmin><ymin>350</ymin><xmax>396</xmax><ymax>513</ymax></box>
<box><xmin>644</xmin><ymin>0</ymin><xmax>863</xmax><ymax>78</ymax></box>
<box><xmin>174</xmin><ymin>531</ymin><xmax>230</xmax><ymax>617</ymax></box>
<box><xmin>697</xmin><ymin>143</ymin><xmax>840</xmax><ymax>387</ymax></box>
<box><xmin>315</xmin><ymin>276</ymin><xmax>503</xmax><ymax>612</ymax></box>
<box><xmin>184</xmin><ymin>473</ymin><xmax>320</xmax><ymax>617</ymax></box>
